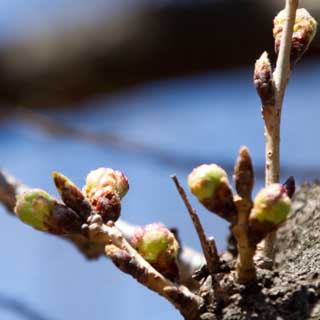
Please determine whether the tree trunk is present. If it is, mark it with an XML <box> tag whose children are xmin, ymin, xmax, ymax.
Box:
<box><xmin>193</xmin><ymin>182</ymin><xmax>320</xmax><ymax>320</ymax></box>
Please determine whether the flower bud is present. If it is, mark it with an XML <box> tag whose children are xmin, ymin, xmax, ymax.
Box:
<box><xmin>89</xmin><ymin>188</ymin><xmax>121</xmax><ymax>223</ymax></box>
<box><xmin>15</xmin><ymin>189</ymin><xmax>54</xmax><ymax>231</ymax></box>
<box><xmin>188</xmin><ymin>164</ymin><xmax>236</xmax><ymax>222</ymax></box>
<box><xmin>250</xmin><ymin>184</ymin><xmax>291</xmax><ymax>225</ymax></box>
<box><xmin>83</xmin><ymin>167</ymin><xmax>129</xmax><ymax>200</ymax></box>
<box><xmin>83</xmin><ymin>168</ymin><xmax>129</xmax><ymax>222</ymax></box>
<box><xmin>131</xmin><ymin>223</ymin><xmax>179</xmax><ymax>280</ymax></box>
<box><xmin>233</xmin><ymin>146</ymin><xmax>254</xmax><ymax>199</ymax></box>
<box><xmin>253</xmin><ymin>52</ymin><xmax>275</xmax><ymax>106</ymax></box>
<box><xmin>15</xmin><ymin>189</ymin><xmax>83</xmax><ymax>234</ymax></box>
<box><xmin>188</xmin><ymin>164</ymin><xmax>227</xmax><ymax>200</ymax></box>
<box><xmin>273</xmin><ymin>8</ymin><xmax>317</xmax><ymax>66</ymax></box>
<box><xmin>52</xmin><ymin>171</ymin><xmax>91</xmax><ymax>220</ymax></box>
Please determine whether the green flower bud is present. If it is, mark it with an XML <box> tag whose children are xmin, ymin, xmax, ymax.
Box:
<box><xmin>83</xmin><ymin>167</ymin><xmax>129</xmax><ymax>200</ymax></box>
<box><xmin>273</xmin><ymin>8</ymin><xmax>317</xmax><ymax>66</ymax></box>
<box><xmin>250</xmin><ymin>183</ymin><xmax>291</xmax><ymax>225</ymax></box>
<box><xmin>15</xmin><ymin>189</ymin><xmax>55</xmax><ymax>231</ymax></box>
<box><xmin>131</xmin><ymin>223</ymin><xmax>179</xmax><ymax>280</ymax></box>
<box><xmin>131</xmin><ymin>223</ymin><xmax>179</xmax><ymax>262</ymax></box>
<box><xmin>15</xmin><ymin>189</ymin><xmax>83</xmax><ymax>234</ymax></box>
<box><xmin>52</xmin><ymin>171</ymin><xmax>91</xmax><ymax>219</ymax></box>
<box><xmin>188</xmin><ymin>164</ymin><xmax>228</xmax><ymax>202</ymax></box>
<box><xmin>188</xmin><ymin>164</ymin><xmax>236</xmax><ymax>222</ymax></box>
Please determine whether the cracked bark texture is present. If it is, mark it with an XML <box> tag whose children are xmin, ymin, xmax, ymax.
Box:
<box><xmin>200</xmin><ymin>182</ymin><xmax>320</xmax><ymax>320</ymax></box>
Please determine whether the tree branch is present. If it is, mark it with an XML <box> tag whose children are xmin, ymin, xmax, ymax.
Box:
<box><xmin>264</xmin><ymin>0</ymin><xmax>298</xmax><ymax>187</ymax></box>
<box><xmin>261</xmin><ymin>0</ymin><xmax>298</xmax><ymax>262</ymax></box>
<box><xmin>86</xmin><ymin>214</ymin><xmax>203</xmax><ymax>319</ymax></box>
<box><xmin>0</xmin><ymin>169</ymin><xmax>204</xmax><ymax>281</ymax></box>
<box><xmin>0</xmin><ymin>292</ymin><xmax>53</xmax><ymax>320</ymax></box>
<box><xmin>273</xmin><ymin>0</ymin><xmax>299</xmax><ymax>112</ymax></box>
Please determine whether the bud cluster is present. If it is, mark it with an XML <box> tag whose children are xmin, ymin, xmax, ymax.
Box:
<box><xmin>254</xmin><ymin>8</ymin><xmax>317</xmax><ymax>107</ymax></box>
<box><xmin>14</xmin><ymin>167</ymin><xmax>129</xmax><ymax>233</ymax></box>
<box><xmin>187</xmin><ymin>150</ymin><xmax>293</xmax><ymax>248</ymax></box>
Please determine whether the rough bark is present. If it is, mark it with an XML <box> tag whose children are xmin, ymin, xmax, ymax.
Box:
<box><xmin>194</xmin><ymin>182</ymin><xmax>320</xmax><ymax>320</ymax></box>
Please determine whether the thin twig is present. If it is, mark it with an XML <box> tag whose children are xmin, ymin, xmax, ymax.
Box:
<box><xmin>261</xmin><ymin>0</ymin><xmax>298</xmax><ymax>262</ymax></box>
<box><xmin>87</xmin><ymin>214</ymin><xmax>203</xmax><ymax>319</ymax></box>
<box><xmin>232</xmin><ymin>196</ymin><xmax>256</xmax><ymax>283</ymax></box>
<box><xmin>207</xmin><ymin>237</ymin><xmax>219</xmax><ymax>270</ymax></box>
<box><xmin>171</xmin><ymin>175</ymin><xmax>219</xmax><ymax>276</ymax></box>
<box><xmin>273</xmin><ymin>0</ymin><xmax>299</xmax><ymax>113</ymax></box>
<box><xmin>265</xmin><ymin>0</ymin><xmax>298</xmax><ymax>186</ymax></box>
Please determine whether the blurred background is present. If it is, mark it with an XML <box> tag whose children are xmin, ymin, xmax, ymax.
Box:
<box><xmin>0</xmin><ymin>1</ymin><xmax>319</xmax><ymax>319</ymax></box>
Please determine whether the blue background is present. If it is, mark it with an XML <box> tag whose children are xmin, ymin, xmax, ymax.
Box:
<box><xmin>0</xmin><ymin>2</ymin><xmax>320</xmax><ymax>320</ymax></box>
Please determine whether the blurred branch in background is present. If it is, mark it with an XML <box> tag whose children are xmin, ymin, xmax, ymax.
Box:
<box><xmin>0</xmin><ymin>0</ymin><xmax>318</xmax><ymax>108</ymax></box>
<box><xmin>8</xmin><ymin>109</ymin><xmax>320</xmax><ymax>181</ymax></box>
<box><xmin>0</xmin><ymin>293</ymin><xmax>53</xmax><ymax>320</ymax></box>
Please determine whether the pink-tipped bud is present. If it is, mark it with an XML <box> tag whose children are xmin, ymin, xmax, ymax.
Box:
<box><xmin>83</xmin><ymin>168</ymin><xmax>129</xmax><ymax>222</ymax></box>
<box><xmin>250</xmin><ymin>184</ymin><xmax>291</xmax><ymax>225</ymax></box>
<box><xmin>84</xmin><ymin>167</ymin><xmax>129</xmax><ymax>199</ymax></box>
<box><xmin>273</xmin><ymin>8</ymin><xmax>317</xmax><ymax>66</ymax></box>
<box><xmin>249</xmin><ymin>184</ymin><xmax>291</xmax><ymax>244</ymax></box>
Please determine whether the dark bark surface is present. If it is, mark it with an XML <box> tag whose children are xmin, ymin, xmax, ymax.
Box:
<box><xmin>208</xmin><ymin>183</ymin><xmax>320</xmax><ymax>320</ymax></box>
